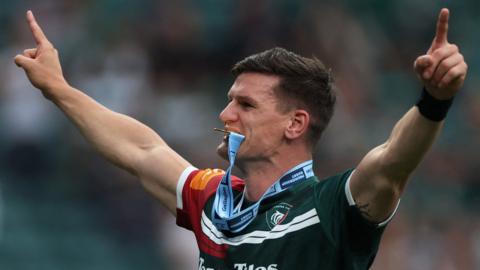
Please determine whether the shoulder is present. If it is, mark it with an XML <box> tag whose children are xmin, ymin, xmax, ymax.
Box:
<box><xmin>184</xmin><ymin>168</ymin><xmax>244</xmax><ymax>190</ymax></box>
<box><xmin>177</xmin><ymin>167</ymin><xmax>245</xmax><ymax>206</ymax></box>
<box><xmin>315</xmin><ymin>168</ymin><xmax>355</xmax><ymax>192</ymax></box>
<box><xmin>176</xmin><ymin>167</ymin><xmax>244</xmax><ymax>231</ymax></box>
<box><xmin>310</xmin><ymin>168</ymin><xmax>356</xmax><ymax>217</ymax></box>
<box><xmin>188</xmin><ymin>168</ymin><xmax>225</xmax><ymax>192</ymax></box>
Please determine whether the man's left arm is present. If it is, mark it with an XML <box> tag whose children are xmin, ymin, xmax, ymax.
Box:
<box><xmin>349</xmin><ymin>8</ymin><xmax>468</xmax><ymax>223</ymax></box>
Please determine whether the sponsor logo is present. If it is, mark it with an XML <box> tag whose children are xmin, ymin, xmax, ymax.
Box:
<box><xmin>265</xmin><ymin>202</ymin><xmax>292</xmax><ymax>229</ymax></box>
<box><xmin>198</xmin><ymin>257</ymin><xmax>214</xmax><ymax>270</ymax></box>
<box><xmin>199</xmin><ymin>257</ymin><xmax>278</xmax><ymax>270</ymax></box>
<box><xmin>234</xmin><ymin>263</ymin><xmax>278</xmax><ymax>270</ymax></box>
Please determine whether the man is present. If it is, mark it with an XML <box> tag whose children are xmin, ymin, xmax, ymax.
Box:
<box><xmin>14</xmin><ymin>8</ymin><xmax>467</xmax><ymax>270</ymax></box>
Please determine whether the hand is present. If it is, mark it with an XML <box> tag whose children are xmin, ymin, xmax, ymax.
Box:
<box><xmin>14</xmin><ymin>10</ymin><xmax>67</xmax><ymax>99</ymax></box>
<box><xmin>413</xmin><ymin>8</ymin><xmax>468</xmax><ymax>100</ymax></box>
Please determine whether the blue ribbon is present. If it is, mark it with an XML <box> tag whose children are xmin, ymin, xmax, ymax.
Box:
<box><xmin>211</xmin><ymin>132</ymin><xmax>314</xmax><ymax>233</ymax></box>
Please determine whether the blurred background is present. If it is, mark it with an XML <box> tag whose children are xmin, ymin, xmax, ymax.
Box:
<box><xmin>0</xmin><ymin>0</ymin><xmax>479</xmax><ymax>269</ymax></box>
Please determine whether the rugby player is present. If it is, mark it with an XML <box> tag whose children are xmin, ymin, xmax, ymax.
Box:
<box><xmin>14</xmin><ymin>8</ymin><xmax>467</xmax><ymax>269</ymax></box>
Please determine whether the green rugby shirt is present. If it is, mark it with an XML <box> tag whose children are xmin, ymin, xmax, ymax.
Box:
<box><xmin>176</xmin><ymin>167</ymin><xmax>397</xmax><ymax>270</ymax></box>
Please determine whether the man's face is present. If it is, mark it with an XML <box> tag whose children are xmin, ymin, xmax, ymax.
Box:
<box><xmin>217</xmin><ymin>72</ymin><xmax>292</xmax><ymax>162</ymax></box>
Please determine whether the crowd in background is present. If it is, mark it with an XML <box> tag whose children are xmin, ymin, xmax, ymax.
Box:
<box><xmin>0</xmin><ymin>0</ymin><xmax>479</xmax><ymax>269</ymax></box>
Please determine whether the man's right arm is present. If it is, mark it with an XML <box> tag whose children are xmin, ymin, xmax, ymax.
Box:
<box><xmin>14</xmin><ymin>11</ymin><xmax>191</xmax><ymax>215</ymax></box>
<box><xmin>52</xmin><ymin>85</ymin><xmax>191</xmax><ymax>215</ymax></box>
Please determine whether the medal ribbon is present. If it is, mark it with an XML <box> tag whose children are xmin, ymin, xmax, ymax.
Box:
<box><xmin>211</xmin><ymin>132</ymin><xmax>314</xmax><ymax>233</ymax></box>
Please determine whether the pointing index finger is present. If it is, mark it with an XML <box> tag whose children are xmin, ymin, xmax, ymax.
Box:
<box><xmin>433</xmin><ymin>8</ymin><xmax>449</xmax><ymax>47</ymax></box>
<box><xmin>26</xmin><ymin>10</ymin><xmax>51</xmax><ymax>47</ymax></box>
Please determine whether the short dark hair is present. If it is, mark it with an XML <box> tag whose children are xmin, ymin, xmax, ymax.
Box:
<box><xmin>231</xmin><ymin>47</ymin><xmax>336</xmax><ymax>149</ymax></box>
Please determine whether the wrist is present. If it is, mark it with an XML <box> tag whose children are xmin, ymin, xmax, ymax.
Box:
<box><xmin>415</xmin><ymin>88</ymin><xmax>453</xmax><ymax>121</ymax></box>
<box><xmin>44</xmin><ymin>78</ymin><xmax>70</xmax><ymax>101</ymax></box>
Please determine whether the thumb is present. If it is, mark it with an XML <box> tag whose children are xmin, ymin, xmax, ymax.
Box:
<box><xmin>14</xmin><ymin>54</ymin><xmax>35</xmax><ymax>69</ymax></box>
<box><xmin>414</xmin><ymin>55</ymin><xmax>433</xmax><ymax>80</ymax></box>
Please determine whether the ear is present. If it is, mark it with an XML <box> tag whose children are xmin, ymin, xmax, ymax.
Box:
<box><xmin>285</xmin><ymin>109</ymin><xmax>310</xmax><ymax>140</ymax></box>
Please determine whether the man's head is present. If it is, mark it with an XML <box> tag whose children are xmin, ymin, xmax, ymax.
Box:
<box><xmin>232</xmin><ymin>47</ymin><xmax>335</xmax><ymax>149</ymax></box>
<box><xmin>216</xmin><ymin>47</ymin><xmax>335</xmax><ymax>163</ymax></box>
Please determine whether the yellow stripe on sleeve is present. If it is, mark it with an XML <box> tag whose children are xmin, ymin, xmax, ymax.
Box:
<box><xmin>190</xmin><ymin>169</ymin><xmax>225</xmax><ymax>190</ymax></box>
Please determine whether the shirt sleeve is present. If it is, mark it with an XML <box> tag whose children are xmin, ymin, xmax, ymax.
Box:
<box><xmin>344</xmin><ymin>170</ymin><xmax>400</xmax><ymax>227</ymax></box>
<box><xmin>313</xmin><ymin>169</ymin><xmax>399</xmax><ymax>268</ymax></box>
<box><xmin>176</xmin><ymin>166</ymin><xmax>225</xmax><ymax>231</ymax></box>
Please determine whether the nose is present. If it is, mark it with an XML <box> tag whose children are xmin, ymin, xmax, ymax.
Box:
<box><xmin>219</xmin><ymin>101</ymin><xmax>238</xmax><ymax>124</ymax></box>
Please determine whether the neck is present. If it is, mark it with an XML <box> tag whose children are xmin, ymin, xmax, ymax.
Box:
<box><xmin>240</xmin><ymin>151</ymin><xmax>312</xmax><ymax>202</ymax></box>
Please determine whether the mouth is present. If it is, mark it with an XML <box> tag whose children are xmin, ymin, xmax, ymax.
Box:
<box><xmin>213</xmin><ymin>128</ymin><xmax>231</xmax><ymax>135</ymax></box>
<box><xmin>215</xmin><ymin>128</ymin><xmax>244</xmax><ymax>160</ymax></box>
<box><xmin>213</xmin><ymin>128</ymin><xmax>230</xmax><ymax>142</ymax></box>
<box><xmin>213</xmin><ymin>128</ymin><xmax>244</xmax><ymax>140</ymax></box>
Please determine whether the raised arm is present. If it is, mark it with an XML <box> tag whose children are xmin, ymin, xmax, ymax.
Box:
<box><xmin>349</xmin><ymin>8</ymin><xmax>468</xmax><ymax>223</ymax></box>
<box><xmin>14</xmin><ymin>11</ymin><xmax>191</xmax><ymax>215</ymax></box>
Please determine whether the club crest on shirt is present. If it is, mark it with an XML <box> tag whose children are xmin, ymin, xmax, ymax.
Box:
<box><xmin>265</xmin><ymin>202</ymin><xmax>292</xmax><ymax>229</ymax></box>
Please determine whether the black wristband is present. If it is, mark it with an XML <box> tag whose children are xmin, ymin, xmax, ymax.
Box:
<box><xmin>415</xmin><ymin>88</ymin><xmax>453</xmax><ymax>121</ymax></box>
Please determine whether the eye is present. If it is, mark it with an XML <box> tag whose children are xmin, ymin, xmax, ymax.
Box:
<box><xmin>239</xmin><ymin>101</ymin><xmax>254</xmax><ymax>109</ymax></box>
